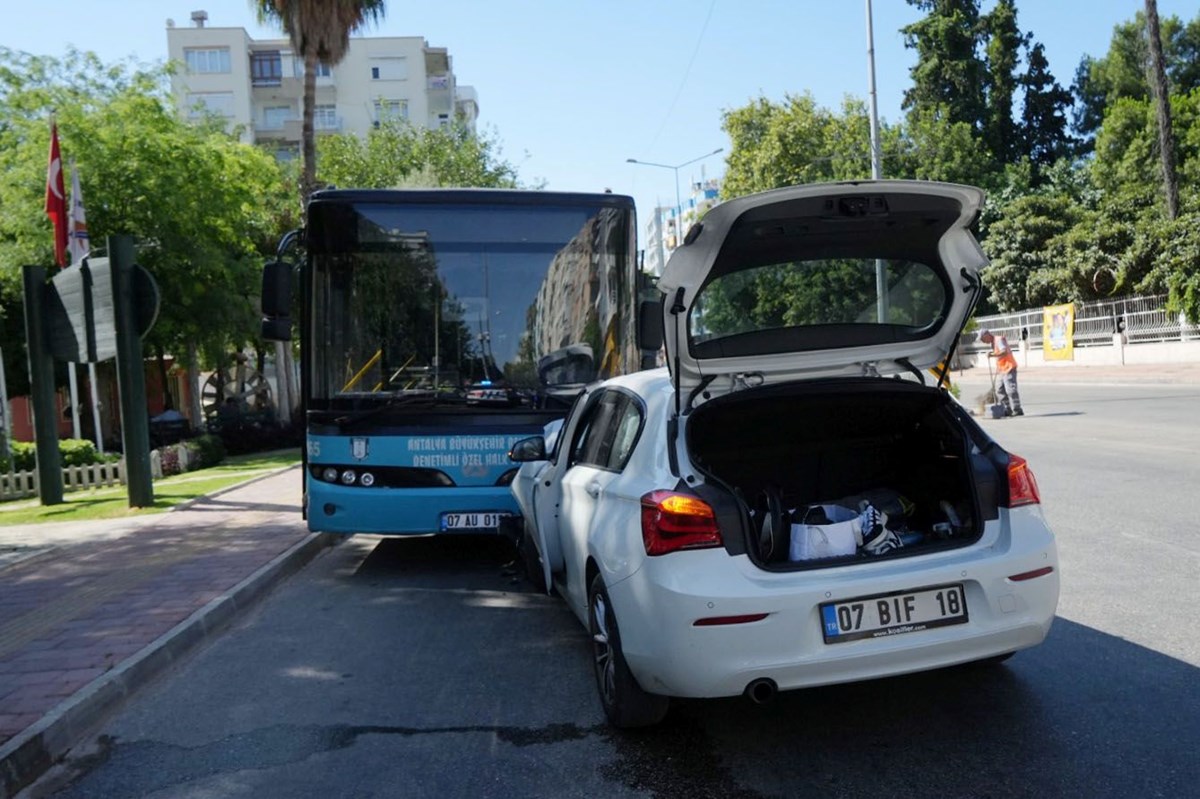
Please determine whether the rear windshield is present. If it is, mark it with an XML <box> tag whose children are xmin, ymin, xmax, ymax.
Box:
<box><xmin>689</xmin><ymin>258</ymin><xmax>948</xmax><ymax>357</ymax></box>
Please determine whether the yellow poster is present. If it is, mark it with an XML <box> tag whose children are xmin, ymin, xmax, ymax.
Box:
<box><xmin>1043</xmin><ymin>303</ymin><xmax>1074</xmax><ymax>361</ymax></box>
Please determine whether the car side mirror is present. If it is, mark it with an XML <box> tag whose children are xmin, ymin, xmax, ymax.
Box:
<box><xmin>637</xmin><ymin>298</ymin><xmax>663</xmax><ymax>352</ymax></box>
<box><xmin>508</xmin><ymin>435</ymin><xmax>547</xmax><ymax>462</ymax></box>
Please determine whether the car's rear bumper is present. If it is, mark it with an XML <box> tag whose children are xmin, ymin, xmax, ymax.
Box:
<box><xmin>607</xmin><ymin>511</ymin><xmax>1059</xmax><ymax>698</ymax></box>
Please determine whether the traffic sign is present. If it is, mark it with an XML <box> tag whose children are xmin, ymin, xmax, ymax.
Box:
<box><xmin>44</xmin><ymin>257</ymin><xmax>160</xmax><ymax>363</ymax></box>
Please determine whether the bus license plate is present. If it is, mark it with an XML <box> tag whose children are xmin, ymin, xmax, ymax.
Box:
<box><xmin>820</xmin><ymin>583</ymin><xmax>968</xmax><ymax>644</ymax></box>
<box><xmin>440</xmin><ymin>512</ymin><xmax>508</xmax><ymax>531</ymax></box>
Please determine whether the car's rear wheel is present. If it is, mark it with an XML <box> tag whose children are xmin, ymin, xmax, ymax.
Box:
<box><xmin>588</xmin><ymin>574</ymin><xmax>669</xmax><ymax>728</ymax></box>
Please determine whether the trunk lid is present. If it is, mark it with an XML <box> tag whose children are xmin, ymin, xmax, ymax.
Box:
<box><xmin>656</xmin><ymin>180</ymin><xmax>986</xmax><ymax>395</ymax></box>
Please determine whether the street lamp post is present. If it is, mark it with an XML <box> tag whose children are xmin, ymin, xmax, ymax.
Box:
<box><xmin>626</xmin><ymin>147</ymin><xmax>724</xmax><ymax>247</ymax></box>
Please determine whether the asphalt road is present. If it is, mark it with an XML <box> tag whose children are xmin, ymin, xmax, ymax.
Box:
<box><xmin>30</xmin><ymin>380</ymin><xmax>1200</xmax><ymax>799</ymax></box>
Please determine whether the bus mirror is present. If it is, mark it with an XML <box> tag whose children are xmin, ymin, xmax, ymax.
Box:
<box><xmin>637</xmin><ymin>299</ymin><xmax>663</xmax><ymax>352</ymax></box>
<box><xmin>261</xmin><ymin>260</ymin><xmax>292</xmax><ymax>318</ymax></box>
<box><xmin>261</xmin><ymin>317</ymin><xmax>292</xmax><ymax>342</ymax></box>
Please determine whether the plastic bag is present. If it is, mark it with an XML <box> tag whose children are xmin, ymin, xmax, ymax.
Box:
<box><xmin>789</xmin><ymin>504</ymin><xmax>860</xmax><ymax>560</ymax></box>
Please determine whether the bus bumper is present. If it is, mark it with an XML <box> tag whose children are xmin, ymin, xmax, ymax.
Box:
<box><xmin>305</xmin><ymin>481</ymin><xmax>520</xmax><ymax>536</ymax></box>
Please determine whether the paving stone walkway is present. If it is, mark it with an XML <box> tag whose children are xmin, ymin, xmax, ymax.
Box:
<box><xmin>0</xmin><ymin>467</ymin><xmax>326</xmax><ymax>796</ymax></box>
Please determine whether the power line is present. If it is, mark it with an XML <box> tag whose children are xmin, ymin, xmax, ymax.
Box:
<box><xmin>646</xmin><ymin>0</ymin><xmax>719</xmax><ymax>151</ymax></box>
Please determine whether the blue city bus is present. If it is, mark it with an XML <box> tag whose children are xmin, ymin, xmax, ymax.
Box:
<box><xmin>261</xmin><ymin>189</ymin><xmax>647</xmax><ymax>535</ymax></box>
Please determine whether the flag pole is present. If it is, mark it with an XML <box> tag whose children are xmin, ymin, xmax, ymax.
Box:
<box><xmin>68</xmin><ymin>158</ymin><xmax>102</xmax><ymax>451</ymax></box>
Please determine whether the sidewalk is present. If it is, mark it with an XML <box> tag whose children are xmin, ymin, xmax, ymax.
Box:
<box><xmin>0</xmin><ymin>467</ymin><xmax>331</xmax><ymax>798</ymax></box>
<box><xmin>951</xmin><ymin>360</ymin><xmax>1200</xmax><ymax>385</ymax></box>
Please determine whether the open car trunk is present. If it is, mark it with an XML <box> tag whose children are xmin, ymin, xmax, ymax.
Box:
<box><xmin>686</xmin><ymin>378</ymin><xmax>1000</xmax><ymax>570</ymax></box>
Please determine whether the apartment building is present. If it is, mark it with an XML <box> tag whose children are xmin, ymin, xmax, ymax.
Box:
<box><xmin>641</xmin><ymin>177</ymin><xmax>722</xmax><ymax>278</ymax></box>
<box><xmin>165</xmin><ymin>10</ymin><xmax>478</xmax><ymax>156</ymax></box>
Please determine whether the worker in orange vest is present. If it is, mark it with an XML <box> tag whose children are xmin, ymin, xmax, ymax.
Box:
<box><xmin>980</xmin><ymin>329</ymin><xmax>1023</xmax><ymax>417</ymax></box>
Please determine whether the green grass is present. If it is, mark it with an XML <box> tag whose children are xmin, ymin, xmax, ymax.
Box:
<box><xmin>0</xmin><ymin>449</ymin><xmax>301</xmax><ymax>525</ymax></box>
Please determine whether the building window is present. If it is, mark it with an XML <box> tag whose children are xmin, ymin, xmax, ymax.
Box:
<box><xmin>184</xmin><ymin>48</ymin><xmax>231</xmax><ymax>74</ymax></box>
<box><xmin>369</xmin><ymin>57</ymin><xmax>407</xmax><ymax>81</ymax></box>
<box><xmin>373</xmin><ymin>99</ymin><xmax>408</xmax><ymax>126</ymax></box>
<box><xmin>186</xmin><ymin>92</ymin><xmax>235</xmax><ymax>118</ymax></box>
<box><xmin>250</xmin><ymin>51</ymin><xmax>283</xmax><ymax>86</ymax></box>
<box><xmin>314</xmin><ymin>105</ymin><xmax>338</xmax><ymax>130</ymax></box>
<box><xmin>262</xmin><ymin>105</ymin><xmax>292</xmax><ymax>130</ymax></box>
<box><xmin>315</xmin><ymin>62</ymin><xmax>332</xmax><ymax>78</ymax></box>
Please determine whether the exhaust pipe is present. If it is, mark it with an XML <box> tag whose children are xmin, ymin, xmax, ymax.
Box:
<box><xmin>745</xmin><ymin>678</ymin><xmax>777</xmax><ymax>705</ymax></box>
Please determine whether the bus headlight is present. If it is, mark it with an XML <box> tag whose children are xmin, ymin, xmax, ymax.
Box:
<box><xmin>340</xmin><ymin>469</ymin><xmax>357</xmax><ymax>485</ymax></box>
<box><xmin>359</xmin><ymin>472</ymin><xmax>375</xmax><ymax>487</ymax></box>
<box><xmin>322</xmin><ymin>467</ymin><xmax>338</xmax><ymax>483</ymax></box>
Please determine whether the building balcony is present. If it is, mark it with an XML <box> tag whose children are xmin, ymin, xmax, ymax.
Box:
<box><xmin>269</xmin><ymin>117</ymin><xmax>342</xmax><ymax>140</ymax></box>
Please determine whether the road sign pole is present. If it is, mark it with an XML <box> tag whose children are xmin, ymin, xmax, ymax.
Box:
<box><xmin>109</xmin><ymin>235</ymin><xmax>154</xmax><ymax>507</ymax></box>
<box><xmin>21</xmin><ymin>265</ymin><xmax>64</xmax><ymax>504</ymax></box>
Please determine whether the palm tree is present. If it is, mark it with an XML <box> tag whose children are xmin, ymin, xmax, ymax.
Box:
<box><xmin>255</xmin><ymin>0</ymin><xmax>386</xmax><ymax>198</ymax></box>
<box><xmin>255</xmin><ymin>2</ymin><xmax>384</xmax><ymax>425</ymax></box>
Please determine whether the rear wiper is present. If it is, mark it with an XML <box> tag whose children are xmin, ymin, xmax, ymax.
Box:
<box><xmin>333</xmin><ymin>393</ymin><xmax>464</xmax><ymax>429</ymax></box>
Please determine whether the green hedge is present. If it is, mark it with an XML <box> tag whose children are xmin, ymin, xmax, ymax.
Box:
<box><xmin>4</xmin><ymin>439</ymin><xmax>121</xmax><ymax>471</ymax></box>
<box><xmin>3</xmin><ymin>436</ymin><xmax>226</xmax><ymax>473</ymax></box>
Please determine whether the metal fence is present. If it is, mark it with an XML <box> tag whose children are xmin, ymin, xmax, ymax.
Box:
<box><xmin>963</xmin><ymin>294</ymin><xmax>1196</xmax><ymax>353</ymax></box>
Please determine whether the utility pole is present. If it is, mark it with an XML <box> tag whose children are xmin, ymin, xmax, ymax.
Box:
<box><xmin>866</xmin><ymin>0</ymin><xmax>889</xmax><ymax>323</ymax></box>
<box><xmin>1145</xmin><ymin>0</ymin><xmax>1179</xmax><ymax>220</ymax></box>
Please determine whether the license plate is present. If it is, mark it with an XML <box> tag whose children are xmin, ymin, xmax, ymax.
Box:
<box><xmin>820</xmin><ymin>583</ymin><xmax>968</xmax><ymax>644</ymax></box>
<box><xmin>440</xmin><ymin>512</ymin><xmax>508</xmax><ymax>531</ymax></box>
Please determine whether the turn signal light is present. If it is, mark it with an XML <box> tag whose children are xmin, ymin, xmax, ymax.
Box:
<box><xmin>1005</xmin><ymin>454</ymin><xmax>1041</xmax><ymax>507</ymax></box>
<box><xmin>641</xmin><ymin>490</ymin><xmax>722</xmax><ymax>556</ymax></box>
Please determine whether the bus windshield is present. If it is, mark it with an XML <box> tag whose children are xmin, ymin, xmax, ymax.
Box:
<box><xmin>306</xmin><ymin>192</ymin><xmax>637</xmax><ymax>411</ymax></box>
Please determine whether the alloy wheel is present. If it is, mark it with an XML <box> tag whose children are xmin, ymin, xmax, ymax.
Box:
<box><xmin>591</xmin><ymin>594</ymin><xmax>616</xmax><ymax>706</ymax></box>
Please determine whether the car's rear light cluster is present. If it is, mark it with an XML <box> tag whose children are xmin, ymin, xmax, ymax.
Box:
<box><xmin>1005</xmin><ymin>454</ymin><xmax>1041</xmax><ymax>507</ymax></box>
<box><xmin>640</xmin><ymin>490</ymin><xmax>722</xmax><ymax>556</ymax></box>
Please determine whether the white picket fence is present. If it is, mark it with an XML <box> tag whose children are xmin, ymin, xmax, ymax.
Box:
<box><xmin>0</xmin><ymin>459</ymin><xmax>126</xmax><ymax>501</ymax></box>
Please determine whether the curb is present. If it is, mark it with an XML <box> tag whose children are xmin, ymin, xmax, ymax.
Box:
<box><xmin>0</xmin><ymin>530</ymin><xmax>336</xmax><ymax>799</ymax></box>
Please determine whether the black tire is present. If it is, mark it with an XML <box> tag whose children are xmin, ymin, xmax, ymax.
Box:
<box><xmin>588</xmin><ymin>574</ymin><xmax>670</xmax><ymax>728</ymax></box>
<box><xmin>519</xmin><ymin>520</ymin><xmax>548</xmax><ymax>593</ymax></box>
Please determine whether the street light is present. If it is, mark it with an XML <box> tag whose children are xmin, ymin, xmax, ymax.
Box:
<box><xmin>626</xmin><ymin>147</ymin><xmax>724</xmax><ymax>244</ymax></box>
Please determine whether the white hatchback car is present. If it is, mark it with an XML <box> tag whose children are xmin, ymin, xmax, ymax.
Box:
<box><xmin>508</xmin><ymin>180</ymin><xmax>1059</xmax><ymax>728</ymax></box>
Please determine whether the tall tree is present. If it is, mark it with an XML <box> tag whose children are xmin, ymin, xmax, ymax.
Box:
<box><xmin>901</xmin><ymin>0</ymin><xmax>987</xmax><ymax>133</ymax></box>
<box><xmin>1020</xmin><ymin>42</ymin><xmax>1074</xmax><ymax>173</ymax></box>
<box><xmin>981</xmin><ymin>0</ymin><xmax>1025</xmax><ymax>164</ymax></box>
<box><xmin>1071</xmin><ymin>10</ymin><xmax>1200</xmax><ymax>146</ymax></box>
<box><xmin>254</xmin><ymin>0</ymin><xmax>386</xmax><ymax>199</ymax></box>
<box><xmin>1144</xmin><ymin>0</ymin><xmax>1179</xmax><ymax>219</ymax></box>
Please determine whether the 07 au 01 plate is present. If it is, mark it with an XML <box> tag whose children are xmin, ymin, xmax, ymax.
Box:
<box><xmin>440</xmin><ymin>512</ymin><xmax>509</xmax><ymax>531</ymax></box>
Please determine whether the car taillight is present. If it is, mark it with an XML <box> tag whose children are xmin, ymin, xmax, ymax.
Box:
<box><xmin>640</xmin><ymin>490</ymin><xmax>722</xmax><ymax>556</ymax></box>
<box><xmin>1006</xmin><ymin>454</ymin><xmax>1041</xmax><ymax>507</ymax></box>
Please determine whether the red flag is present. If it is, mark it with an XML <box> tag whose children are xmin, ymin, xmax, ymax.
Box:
<box><xmin>45</xmin><ymin>121</ymin><xmax>68</xmax><ymax>267</ymax></box>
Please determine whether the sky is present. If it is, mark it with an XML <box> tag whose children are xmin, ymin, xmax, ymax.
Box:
<box><xmin>2</xmin><ymin>0</ymin><xmax>1196</xmax><ymax>227</ymax></box>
